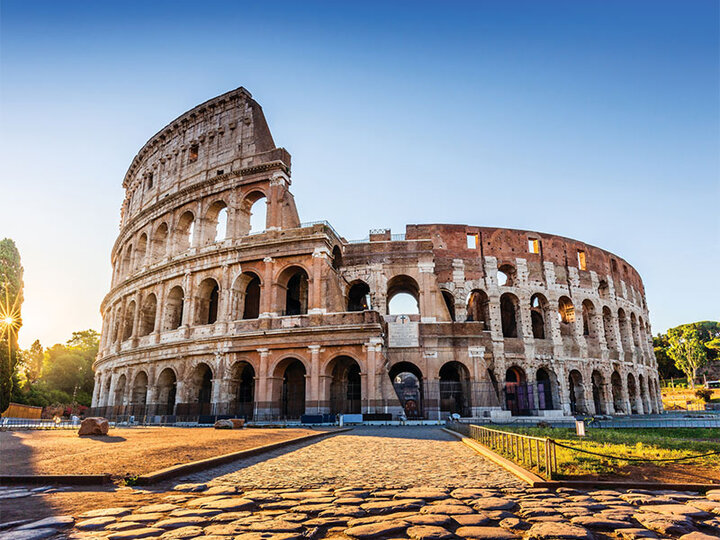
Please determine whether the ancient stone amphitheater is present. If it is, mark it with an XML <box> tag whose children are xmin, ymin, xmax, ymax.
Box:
<box><xmin>91</xmin><ymin>87</ymin><xmax>661</xmax><ymax>422</ymax></box>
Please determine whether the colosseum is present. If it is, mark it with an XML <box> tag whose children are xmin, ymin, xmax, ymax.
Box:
<box><xmin>91</xmin><ymin>87</ymin><xmax>662</xmax><ymax>423</ymax></box>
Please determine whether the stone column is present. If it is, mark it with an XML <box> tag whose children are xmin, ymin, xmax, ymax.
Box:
<box><xmin>256</xmin><ymin>348</ymin><xmax>271</xmax><ymax>419</ymax></box>
<box><xmin>418</xmin><ymin>262</ymin><xmax>436</xmax><ymax>322</ymax></box>
<box><xmin>91</xmin><ymin>373</ymin><xmax>102</xmax><ymax>408</ymax></box>
<box><xmin>308</xmin><ymin>345</ymin><xmax>322</xmax><ymax>414</ymax></box>
<box><xmin>309</xmin><ymin>248</ymin><xmax>329</xmax><ymax>314</ymax></box>
<box><xmin>260</xmin><ymin>257</ymin><xmax>275</xmax><ymax>317</ymax></box>
<box><xmin>365</xmin><ymin>338</ymin><xmax>382</xmax><ymax>413</ymax></box>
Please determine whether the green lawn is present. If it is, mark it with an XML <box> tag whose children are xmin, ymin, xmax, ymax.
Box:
<box><xmin>486</xmin><ymin>426</ymin><xmax>720</xmax><ymax>477</ymax></box>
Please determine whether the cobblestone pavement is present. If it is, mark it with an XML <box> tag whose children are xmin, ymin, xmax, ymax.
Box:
<box><xmin>188</xmin><ymin>427</ymin><xmax>523</xmax><ymax>490</ymax></box>
<box><xmin>3</xmin><ymin>427</ymin><xmax>720</xmax><ymax>540</ymax></box>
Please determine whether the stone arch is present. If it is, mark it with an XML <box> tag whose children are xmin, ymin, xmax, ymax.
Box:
<box><xmin>122</xmin><ymin>300</ymin><xmax>136</xmax><ymax>341</ymax></box>
<box><xmin>611</xmin><ymin>370</ymin><xmax>625</xmax><ymax>413</ymax></box>
<box><xmin>568</xmin><ymin>369</ymin><xmax>587</xmax><ymax>415</ymax></box>
<box><xmin>439</xmin><ymin>361</ymin><xmax>471</xmax><ymax>416</ymax></box>
<box><xmin>582</xmin><ymin>299</ymin><xmax>598</xmax><ymax>338</ymax></box>
<box><xmin>500</xmin><ymin>292</ymin><xmax>521</xmax><ymax>338</ymax></box>
<box><xmin>466</xmin><ymin>289</ymin><xmax>490</xmax><ymax>330</ymax></box>
<box><xmin>602</xmin><ymin>306</ymin><xmax>616</xmax><ymax>349</ymax></box>
<box><xmin>536</xmin><ymin>367</ymin><xmax>559</xmax><ymax>410</ymax></box>
<box><xmin>505</xmin><ymin>365</ymin><xmax>530</xmax><ymax>416</ymax></box>
<box><xmin>151</xmin><ymin>222</ymin><xmax>169</xmax><ymax>262</ymax></box>
<box><xmin>176</xmin><ymin>210</ymin><xmax>195</xmax><ymax>252</ymax></box>
<box><xmin>598</xmin><ymin>279</ymin><xmax>610</xmax><ymax>299</ymax></box>
<box><xmin>242</xmin><ymin>190</ymin><xmax>268</xmax><ymax>235</ymax></box>
<box><xmin>111</xmin><ymin>303</ymin><xmax>122</xmax><ymax>343</ymax></box>
<box><xmin>273</xmin><ymin>357</ymin><xmax>306</xmax><ymax>419</ymax></box>
<box><xmin>347</xmin><ymin>280</ymin><xmax>370</xmax><ymax>312</ymax></box>
<box><xmin>122</xmin><ymin>244</ymin><xmax>133</xmax><ymax>277</ymax></box>
<box><xmin>164</xmin><ymin>285</ymin><xmax>185</xmax><ymax>330</ymax></box>
<box><xmin>325</xmin><ymin>355</ymin><xmax>362</xmax><ymax>415</ymax></box>
<box><xmin>135</xmin><ymin>233</ymin><xmax>148</xmax><ymax>270</ymax></box>
<box><xmin>630</xmin><ymin>313</ymin><xmax>640</xmax><ymax>347</ymax></box>
<box><xmin>232</xmin><ymin>271</ymin><xmax>262</xmax><ymax>320</ymax></box>
<box><xmin>156</xmin><ymin>367</ymin><xmax>177</xmax><ymax>415</ymax></box>
<box><xmin>205</xmin><ymin>199</ymin><xmax>229</xmax><ymax>243</ymax></box>
<box><xmin>131</xmin><ymin>371</ymin><xmax>149</xmax><ymax>405</ymax></box>
<box><xmin>229</xmin><ymin>360</ymin><xmax>256</xmax><ymax>419</ymax></box>
<box><xmin>195</xmin><ymin>277</ymin><xmax>220</xmax><ymax>325</ymax></box>
<box><xmin>189</xmin><ymin>362</ymin><xmax>214</xmax><ymax>407</ymax></box>
<box><xmin>591</xmin><ymin>370</ymin><xmax>606</xmax><ymax>414</ymax></box>
<box><xmin>440</xmin><ymin>289</ymin><xmax>456</xmax><ymax>321</ymax></box>
<box><xmin>277</xmin><ymin>265</ymin><xmax>309</xmax><ymax>316</ymax></box>
<box><xmin>389</xmin><ymin>361</ymin><xmax>424</xmax><ymax>419</ymax></box>
<box><xmin>558</xmin><ymin>296</ymin><xmax>576</xmax><ymax>337</ymax></box>
<box><xmin>331</xmin><ymin>245</ymin><xmax>343</xmax><ymax>270</ymax></box>
<box><xmin>114</xmin><ymin>373</ymin><xmax>127</xmax><ymax>406</ymax></box>
<box><xmin>530</xmin><ymin>293</ymin><xmax>550</xmax><ymax>339</ymax></box>
<box><xmin>387</xmin><ymin>274</ymin><xmax>420</xmax><ymax>315</ymax></box>
<box><xmin>627</xmin><ymin>372</ymin><xmax>639</xmax><ymax>414</ymax></box>
<box><xmin>139</xmin><ymin>293</ymin><xmax>157</xmax><ymax>336</ymax></box>
<box><xmin>497</xmin><ymin>263</ymin><xmax>516</xmax><ymax>287</ymax></box>
<box><xmin>618</xmin><ymin>308</ymin><xmax>631</xmax><ymax>352</ymax></box>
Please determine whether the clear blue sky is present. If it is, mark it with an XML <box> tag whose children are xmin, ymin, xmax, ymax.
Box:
<box><xmin>1</xmin><ymin>0</ymin><xmax>718</xmax><ymax>348</ymax></box>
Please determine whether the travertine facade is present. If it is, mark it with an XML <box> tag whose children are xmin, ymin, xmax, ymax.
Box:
<box><xmin>92</xmin><ymin>87</ymin><xmax>662</xmax><ymax>421</ymax></box>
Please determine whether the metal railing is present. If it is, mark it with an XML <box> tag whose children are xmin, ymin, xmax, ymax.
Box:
<box><xmin>468</xmin><ymin>424</ymin><xmax>558</xmax><ymax>479</ymax></box>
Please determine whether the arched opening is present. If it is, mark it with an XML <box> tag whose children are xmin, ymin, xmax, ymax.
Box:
<box><xmin>537</xmin><ymin>368</ymin><xmax>558</xmax><ymax>410</ymax></box>
<box><xmin>441</xmin><ymin>290</ymin><xmax>456</xmax><ymax>321</ymax></box>
<box><xmin>327</xmin><ymin>356</ymin><xmax>362</xmax><ymax>415</ymax></box>
<box><xmin>602</xmin><ymin>307</ymin><xmax>616</xmax><ymax>349</ymax></box>
<box><xmin>530</xmin><ymin>293</ymin><xmax>549</xmax><ymax>339</ymax></box>
<box><xmin>466</xmin><ymin>290</ymin><xmax>490</xmax><ymax>330</ymax></box>
<box><xmin>439</xmin><ymin>362</ymin><xmax>471</xmax><ymax>416</ymax></box>
<box><xmin>151</xmin><ymin>223</ymin><xmax>169</xmax><ymax>263</ymax></box>
<box><xmin>114</xmin><ymin>374</ymin><xmax>126</xmax><ymax>407</ymax></box>
<box><xmin>630</xmin><ymin>313</ymin><xmax>640</xmax><ymax>347</ymax></box>
<box><xmin>497</xmin><ymin>263</ymin><xmax>516</xmax><ymax>287</ymax></box>
<box><xmin>568</xmin><ymin>369</ymin><xmax>586</xmax><ymax>415</ymax></box>
<box><xmin>231</xmin><ymin>272</ymin><xmax>262</xmax><ymax>320</ymax></box>
<box><xmin>332</xmin><ymin>246</ymin><xmax>343</xmax><ymax>270</ymax></box>
<box><xmin>176</xmin><ymin>211</ymin><xmax>195</xmax><ymax>252</ymax></box>
<box><xmin>387</xmin><ymin>275</ymin><xmax>420</xmax><ymax>315</ymax></box>
<box><xmin>122</xmin><ymin>245</ymin><xmax>133</xmax><ymax>277</ymax></box>
<box><xmin>591</xmin><ymin>370</ymin><xmax>605</xmax><ymax>414</ymax></box>
<box><xmin>505</xmin><ymin>366</ymin><xmax>530</xmax><ymax>416</ymax></box>
<box><xmin>618</xmin><ymin>309</ymin><xmax>630</xmax><ymax>351</ymax></box>
<box><xmin>598</xmin><ymin>280</ymin><xmax>609</xmax><ymax>299</ymax></box>
<box><xmin>192</xmin><ymin>363</ymin><xmax>213</xmax><ymax>412</ymax></box>
<box><xmin>248</xmin><ymin>194</ymin><xmax>267</xmax><ymax>234</ymax></box>
<box><xmin>156</xmin><ymin>368</ymin><xmax>177</xmax><ymax>416</ymax></box>
<box><xmin>165</xmin><ymin>286</ymin><xmax>185</xmax><ymax>330</ymax></box>
<box><xmin>139</xmin><ymin>294</ymin><xmax>157</xmax><ymax>336</ymax></box>
<box><xmin>389</xmin><ymin>362</ymin><xmax>424</xmax><ymax>419</ymax></box>
<box><xmin>135</xmin><ymin>234</ymin><xmax>147</xmax><ymax>270</ymax></box>
<box><xmin>639</xmin><ymin>373</ymin><xmax>649</xmax><ymax>414</ymax></box>
<box><xmin>582</xmin><ymin>300</ymin><xmax>597</xmax><ymax>338</ymax></box>
<box><xmin>231</xmin><ymin>361</ymin><xmax>255</xmax><ymax>420</ymax></box>
<box><xmin>282</xmin><ymin>267</ymin><xmax>309</xmax><ymax>316</ymax></box>
<box><xmin>611</xmin><ymin>371</ymin><xmax>624</xmax><ymax>413</ymax></box>
<box><xmin>280</xmin><ymin>359</ymin><xmax>306</xmax><ymax>419</ymax></box>
<box><xmin>558</xmin><ymin>296</ymin><xmax>575</xmax><ymax>337</ymax></box>
<box><xmin>132</xmin><ymin>371</ymin><xmax>148</xmax><ymax>405</ymax></box>
<box><xmin>347</xmin><ymin>281</ymin><xmax>370</xmax><ymax>312</ymax></box>
<box><xmin>196</xmin><ymin>278</ymin><xmax>220</xmax><ymax>325</ymax></box>
<box><xmin>122</xmin><ymin>301</ymin><xmax>136</xmax><ymax>341</ymax></box>
<box><xmin>205</xmin><ymin>201</ymin><xmax>228</xmax><ymax>243</ymax></box>
<box><xmin>627</xmin><ymin>373</ymin><xmax>638</xmax><ymax>414</ymax></box>
<box><xmin>500</xmin><ymin>293</ymin><xmax>520</xmax><ymax>338</ymax></box>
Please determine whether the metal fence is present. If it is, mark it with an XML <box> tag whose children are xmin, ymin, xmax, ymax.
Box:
<box><xmin>467</xmin><ymin>424</ymin><xmax>558</xmax><ymax>479</ymax></box>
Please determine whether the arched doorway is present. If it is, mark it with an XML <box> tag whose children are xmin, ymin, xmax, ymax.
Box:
<box><xmin>389</xmin><ymin>362</ymin><xmax>423</xmax><ymax>418</ymax></box>
<box><xmin>281</xmin><ymin>359</ymin><xmax>306</xmax><ymax>419</ymax></box>
<box><xmin>156</xmin><ymin>368</ymin><xmax>177</xmax><ymax>416</ymax></box>
<box><xmin>568</xmin><ymin>370</ymin><xmax>586</xmax><ymax>415</ymax></box>
<box><xmin>591</xmin><ymin>370</ymin><xmax>605</xmax><ymax>414</ymax></box>
<box><xmin>536</xmin><ymin>367</ymin><xmax>556</xmax><ymax>410</ymax></box>
<box><xmin>231</xmin><ymin>361</ymin><xmax>255</xmax><ymax>420</ymax></box>
<box><xmin>611</xmin><ymin>370</ymin><xmax>624</xmax><ymax>413</ymax></box>
<box><xmin>505</xmin><ymin>366</ymin><xmax>530</xmax><ymax>416</ymax></box>
<box><xmin>627</xmin><ymin>373</ymin><xmax>638</xmax><ymax>414</ymax></box>
<box><xmin>327</xmin><ymin>356</ymin><xmax>362</xmax><ymax>415</ymax></box>
<box><xmin>282</xmin><ymin>268</ymin><xmax>309</xmax><ymax>316</ymax></box>
<box><xmin>131</xmin><ymin>372</ymin><xmax>148</xmax><ymax>407</ymax></box>
<box><xmin>439</xmin><ymin>362</ymin><xmax>471</xmax><ymax>416</ymax></box>
<box><xmin>347</xmin><ymin>281</ymin><xmax>370</xmax><ymax>311</ymax></box>
<box><xmin>114</xmin><ymin>374</ymin><xmax>127</xmax><ymax>409</ymax></box>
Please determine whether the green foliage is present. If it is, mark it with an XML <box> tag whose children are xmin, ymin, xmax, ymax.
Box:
<box><xmin>695</xmin><ymin>387</ymin><xmax>713</xmax><ymax>402</ymax></box>
<box><xmin>0</xmin><ymin>238</ymin><xmax>24</xmax><ymax>413</ymax></box>
<box><xmin>654</xmin><ymin>321</ymin><xmax>720</xmax><ymax>385</ymax></box>
<box><xmin>11</xmin><ymin>329</ymin><xmax>99</xmax><ymax>408</ymax></box>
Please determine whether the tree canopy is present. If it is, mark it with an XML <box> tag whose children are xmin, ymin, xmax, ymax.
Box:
<box><xmin>655</xmin><ymin>321</ymin><xmax>720</xmax><ymax>384</ymax></box>
<box><xmin>0</xmin><ymin>238</ymin><xmax>24</xmax><ymax>413</ymax></box>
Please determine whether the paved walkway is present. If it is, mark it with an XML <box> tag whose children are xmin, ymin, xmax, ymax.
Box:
<box><xmin>187</xmin><ymin>426</ymin><xmax>523</xmax><ymax>490</ymax></box>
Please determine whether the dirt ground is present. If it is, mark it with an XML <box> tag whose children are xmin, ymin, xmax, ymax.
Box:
<box><xmin>571</xmin><ymin>463</ymin><xmax>720</xmax><ymax>485</ymax></box>
<box><xmin>0</xmin><ymin>426</ymin><xmax>316</xmax><ymax>477</ymax></box>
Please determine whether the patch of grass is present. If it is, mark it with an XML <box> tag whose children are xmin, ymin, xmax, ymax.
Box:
<box><xmin>486</xmin><ymin>426</ymin><xmax>720</xmax><ymax>478</ymax></box>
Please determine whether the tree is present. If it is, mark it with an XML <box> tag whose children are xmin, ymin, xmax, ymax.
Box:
<box><xmin>0</xmin><ymin>238</ymin><xmax>23</xmax><ymax>413</ymax></box>
<box><xmin>21</xmin><ymin>339</ymin><xmax>44</xmax><ymax>385</ymax></box>
<box><xmin>667</xmin><ymin>325</ymin><xmax>707</xmax><ymax>388</ymax></box>
<box><xmin>654</xmin><ymin>333</ymin><xmax>682</xmax><ymax>379</ymax></box>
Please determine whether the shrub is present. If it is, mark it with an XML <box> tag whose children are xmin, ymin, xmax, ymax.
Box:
<box><xmin>695</xmin><ymin>388</ymin><xmax>713</xmax><ymax>402</ymax></box>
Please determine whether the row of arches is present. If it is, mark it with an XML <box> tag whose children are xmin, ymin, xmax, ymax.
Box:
<box><xmin>114</xmin><ymin>192</ymin><xmax>268</xmax><ymax>283</ymax></box>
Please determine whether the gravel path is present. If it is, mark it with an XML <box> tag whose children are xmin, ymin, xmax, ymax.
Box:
<box><xmin>186</xmin><ymin>426</ymin><xmax>523</xmax><ymax>490</ymax></box>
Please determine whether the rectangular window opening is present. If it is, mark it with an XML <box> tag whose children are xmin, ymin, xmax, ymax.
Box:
<box><xmin>189</xmin><ymin>144</ymin><xmax>199</xmax><ymax>163</ymax></box>
<box><xmin>528</xmin><ymin>238</ymin><xmax>540</xmax><ymax>254</ymax></box>
<box><xmin>578</xmin><ymin>250</ymin><xmax>587</xmax><ymax>271</ymax></box>
<box><xmin>466</xmin><ymin>233</ymin><xmax>478</xmax><ymax>249</ymax></box>
<box><xmin>146</xmin><ymin>173</ymin><xmax>153</xmax><ymax>190</ymax></box>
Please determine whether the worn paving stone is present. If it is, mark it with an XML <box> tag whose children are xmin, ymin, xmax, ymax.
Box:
<box><xmin>172</xmin><ymin>483</ymin><xmax>206</xmax><ymax>492</ymax></box>
<box><xmin>158</xmin><ymin>526</ymin><xmax>204</xmax><ymax>539</ymax></box>
<box><xmin>16</xmin><ymin>516</ymin><xmax>75</xmax><ymax>530</ymax></box>
<box><xmin>640</xmin><ymin>504</ymin><xmax>712</xmax><ymax>519</ymax></box>
<box><xmin>0</xmin><ymin>528</ymin><xmax>59</xmax><ymax>540</ymax></box>
<box><xmin>80</xmin><ymin>507</ymin><xmax>132</xmax><ymax>518</ymax></box>
<box><xmin>451</xmin><ymin>514</ymin><xmax>491</xmax><ymax>527</ymax></box>
<box><xmin>344</xmin><ymin>519</ymin><xmax>409</xmax><ymax>538</ymax></box>
<box><xmin>75</xmin><ymin>517</ymin><xmax>117</xmax><ymax>530</ymax></box>
<box><xmin>454</xmin><ymin>525</ymin><xmax>519</xmax><ymax>538</ymax></box>
<box><xmin>634</xmin><ymin>512</ymin><xmax>696</xmax><ymax>536</ymax></box>
<box><xmin>570</xmin><ymin>515</ymin><xmax>635</xmax><ymax>530</ymax></box>
<box><xmin>406</xmin><ymin>524</ymin><xmax>454</xmax><ymax>539</ymax></box>
<box><xmin>525</xmin><ymin>521</ymin><xmax>593</xmax><ymax>539</ymax></box>
<box><xmin>619</xmin><ymin>528</ymin><xmax>659</xmax><ymax>539</ymax></box>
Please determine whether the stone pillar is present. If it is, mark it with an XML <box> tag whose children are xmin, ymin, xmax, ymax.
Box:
<box><xmin>260</xmin><ymin>257</ymin><xmax>275</xmax><ymax>317</ymax></box>
<box><xmin>256</xmin><ymin>348</ymin><xmax>271</xmax><ymax>418</ymax></box>
<box><xmin>153</xmin><ymin>282</ymin><xmax>165</xmax><ymax>342</ymax></box>
<box><xmin>308</xmin><ymin>345</ymin><xmax>322</xmax><ymax>414</ymax></box>
<box><xmin>309</xmin><ymin>248</ymin><xmax>329</xmax><ymax>314</ymax></box>
<box><xmin>365</xmin><ymin>338</ymin><xmax>382</xmax><ymax>413</ymax></box>
<box><xmin>91</xmin><ymin>373</ymin><xmax>102</xmax><ymax>408</ymax></box>
<box><xmin>211</xmin><ymin>378</ymin><xmax>223</xmax><ymax>414</ymax></box>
